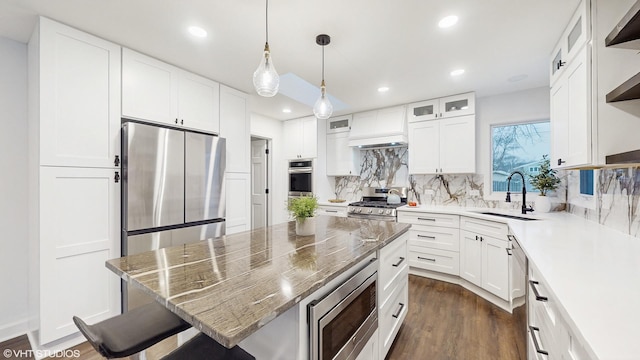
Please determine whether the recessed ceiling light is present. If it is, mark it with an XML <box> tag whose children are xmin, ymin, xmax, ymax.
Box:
<box><xmin>450</xmin><ymin>69</ymin><xmax>465</xmax><ymax>77</ymax></box>
<box><xmin>188</xmin><ymin>26</ymin><xmax>207</xmax><ymax>38</ymax></box>
<box><xmin>438</xmin><ymin>15</ymin><xmax>459</xmax><ymax>28</ymax></box>
<box><xmin>378</xmin><ymin>87</ymin><xmax>390</xmax><ymax>92</ymax></box>
<box><xmin>282</xmin><ymin>108</ymin><xmax>292</xmax><ymax>113</ymax></box>
<box><xmin>508</xmin><ymin>74</ymin><xmax>528</xmax><ymax>82</ymax></box>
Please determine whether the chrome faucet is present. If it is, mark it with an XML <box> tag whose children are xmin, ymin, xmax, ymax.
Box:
<box><xmin>505</xmin><ymin>171</ymin><xmax>534</xmax><ymax>215</ymax></box>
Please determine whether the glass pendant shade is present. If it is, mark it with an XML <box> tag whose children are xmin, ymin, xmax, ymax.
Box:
<box><xmin>253</xmin><ymin>43</ymin><xmax>279</xmax><ymax>97</ymax></box>
<box><xmin>313</xmin><ymin>81</ymin><xmax>333</xmax><ymax>119</ymax></box>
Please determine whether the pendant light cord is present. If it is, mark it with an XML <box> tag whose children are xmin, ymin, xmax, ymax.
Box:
<box><xmin>265</xmin><ymin>0</ymin><xmax>269</xmax><ymax>43</ymax></box>
<box><xmin>321</xmin><ymin>45</ymin><xmax>325</xmax><ymax>82</ymax></box>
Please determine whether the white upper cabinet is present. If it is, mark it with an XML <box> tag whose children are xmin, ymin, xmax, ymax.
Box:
<box><xmin>38</xmin><ymin>17</ymin><xmax>121</xmax><ymax>168</ymax></box>
<box><xmin>408</xmin><ymin>92</ymin><xmax>475</xmax><ymax>123</ymax></box>
<box><xmin>326</xmin><ymin>115</ymin><xmax>351</xmax><ymax>134</ymax></box>
<box><xmin>219</xmin><ymin>84</ymin><xmax>250</xmax><ymax>173</ymax></box>
<box><xmin>550</xmin><ymin>0</ymin><xmax>589</xmax><ymax>87</ymax></box>
<box><xmin>284</xmin><ymin>116</ymin><xmax>317</xmax><ymax>159</ymax></box>
<box><xmin>326</xmin><ymin>131</ymin><xmax>360</xmax><ymax>176</ymax></box>
<box><xmin>177</xmin><ymin>70</ymin><xmax>220</xmax><ymax>134</ymax></box>
<box><xmin>408</xmin><ymin>114</ymin><xmax>475</xmax><ymax>174</ymax></box>
<box><xmin>122</xmin><ymin>49</ymin><xmax>220</xmax><ymax>133</ymax></box>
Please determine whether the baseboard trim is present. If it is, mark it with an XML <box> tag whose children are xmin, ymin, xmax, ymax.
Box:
<box><xmin>0</xmin><ymin>319</ymin><xmax>29</xmax><ymax>343</ymax></box>
<box><xmin>26</xmin><ymin>330</ymin><xmax>85</xmax><ymax>360</ymax></box>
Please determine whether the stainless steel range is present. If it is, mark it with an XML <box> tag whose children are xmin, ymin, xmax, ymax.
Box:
<box><xmin>347</xmin><ymin>187</ymin><xmax>408</xmax><ymax>221</ymax></box>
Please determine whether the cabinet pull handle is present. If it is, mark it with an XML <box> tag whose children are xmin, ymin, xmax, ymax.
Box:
<box><xmin>528</xmin><ymin>326</ymin><xmax>549</xmax><ymax>355</ymax></box>
<box><xmin>529</xmin><ymin>280</ymin><xmax>548</xmax><ymax>302</ymax></box>
<box><xmin>325</xmin><ymin>210</ymin><xmax>338</xmax><ymax>213</ymax></box>
<box><xmin>475</xmin><ymin>235</ymin><xmax>479</xmax><ymax>241</ymax></box>
<box><xmin>392</xmin><ymin>303</ymin><xmax>405</xmax><ymax>318</ymax></box>
<box><xmin>181</xmin><ymin>119</ymin><xmax>184</xmax><ymax>125</ymax></box>
<box><xmin>556</xmin><ymin>60</ymin><xmax>566</xmax><ymax>70</ymax></box>
<box><xmin>392</xmin><ymin>257</ymin><xmax>405</xmax><ymax>267</ymax></box>
<box><xmin>175</xmin><ymin>118</ymin><xmax>178</xmax><ymax>124</ymax></box>
<box><xmin>418</xmin><ymin>256</ymin><xmax>436</xmax><ymax>262</ymax></box>
<box><xmin>417</xmin><ymin>234</ymin><xmax>436</xmax><ymax>239</ymax></box>
<box><xmin>114</xmin><ymin>171</ymin><xmax>120</xmax><ymax>183</ymax></box>
<box><xmin>417</xmin><ymin>217</ymin><xmax>436</xmax><ymax>221</ymax></box>
<box><xmin>480</xmin><ymin>236</ymin><xmax>483</xmax><ymax>242</ymax></box>
<box><xmin>114</xmin><ymin>155</ymin><xmax>120</xmax><ymax>167</ymax></box>
<box><xmin>506</xmin><ymin>248</ymin><xmax>513</xmax><ymax>256</ymax></box>
<box><xmin>557</xmin><ymin>158</ymin><xmax>566</xmax><ymax>166</ymax></box>
<box><xmin>507</xmin><ymin>234</ymin><xmax>516</xmax><ymax>241</ymax></box>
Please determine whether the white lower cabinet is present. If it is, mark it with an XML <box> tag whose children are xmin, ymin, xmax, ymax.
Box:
<box><xmin>460</xmin><ymin>228</ymin><xmax>510</xmax><ymax>300</ymax></box>
<box><xmin>37</xmin><ymin>166</ymin><xmax>120</xmax><ymax>343</ymax></box>
<box><xmin>378</xmin><ymin>233</ymin><xmax>408</xmax><ymax>360</ymax></box>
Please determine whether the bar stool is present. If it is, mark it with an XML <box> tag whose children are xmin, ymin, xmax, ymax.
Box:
<box><xmin>161</xmin><ymin>333</ymin><xmax>255</xmax><ymax>360</ymax></box>
<box><xmin>72</xmin><ymin>302</ymin><xmax>191</xmax><ymax>358</ymax></box>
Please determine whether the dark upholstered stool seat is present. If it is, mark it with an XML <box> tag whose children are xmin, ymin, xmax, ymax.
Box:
<box><xmin>161</xmin><ymin>333</ymin><xmax>255</xmax><ymax>360</ymax></box>
<box><xmin>72</xmin><ymin>302</ymin><xmax>191</xmax><ymax>358</ymax></box>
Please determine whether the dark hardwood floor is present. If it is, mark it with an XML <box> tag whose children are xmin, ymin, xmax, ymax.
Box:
<box><xmin>1</xmin><ymin>275</ymin><xmax>523</xmax><ymax>360</ymax></box>
<box><xmin>386</xmin><ymin>275</ymin><xmax>524</xmax><ymax>360</ymax></box>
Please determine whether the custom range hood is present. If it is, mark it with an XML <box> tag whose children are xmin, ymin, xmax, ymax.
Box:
<box><xmin>348</xmin><ymin>106</ymin><xmax>408</xmax><ymax>148</ymax></box>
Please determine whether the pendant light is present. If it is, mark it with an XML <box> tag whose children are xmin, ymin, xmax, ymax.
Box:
<box><xmin>313</xmin><ymin>34</ymin><xmax>333</xmax><ymax>120</ymax></box>
<box><xmin>253</xmin><ymin>0</ymin><xmax>279</xmax><ymax>97</ymax></box>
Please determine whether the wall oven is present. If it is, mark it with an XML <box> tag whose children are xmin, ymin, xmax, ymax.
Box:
<box><xmin>289</xmin><ymin>159</ymin><xmax>313</xmax><ymax>196</ymax></box>
<box><xmin>308</xmin><ymin>259</ymin><xmax>378</xmax><ymax>360</ymax></box>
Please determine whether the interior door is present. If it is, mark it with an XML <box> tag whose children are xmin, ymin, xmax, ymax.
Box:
<box><xmin>251</xmin><ymin>139</ymin><xmax>268</xmax><ymax>229</ymax></box>
<box><xmin>185</xmin><ymin>133</ymin><xmax>226</xmax><ymax>222</ymax></box>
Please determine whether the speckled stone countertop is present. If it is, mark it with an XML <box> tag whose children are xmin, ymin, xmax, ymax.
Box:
<box><xmin>106</xmin><ymin>216</ymin><xmax>410</xmax><ymax>348</ymax></box>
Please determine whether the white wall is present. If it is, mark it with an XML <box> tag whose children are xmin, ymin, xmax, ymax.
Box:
<box><xmin>0</xmin><ymin>37</ymin><xmax>29</xmax><ymax>341</ymax></box>
<box><xmin>476</xmin><ymin>87</ymin><xmax>551</xmax><ymax>200</ymax></box>
<box><xmin>250</xmin><ymin>113</ymin><xmax>288</xmax><ymax>225</ymax></box>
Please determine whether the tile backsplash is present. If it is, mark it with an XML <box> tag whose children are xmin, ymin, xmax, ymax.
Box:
<box><xmin>568</xmin><ymin>167</ymin><xmax>640</xmax><ymax>237</ymax></box>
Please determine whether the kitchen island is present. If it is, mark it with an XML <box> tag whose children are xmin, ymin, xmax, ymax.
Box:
<box><xmin>106</xmin><ymin>216</ymin><xmax>410</xmax><ymax>357</ymax></box>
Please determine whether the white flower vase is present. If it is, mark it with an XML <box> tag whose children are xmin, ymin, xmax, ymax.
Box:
<box><xmin>535</xmin><ymin>196</ymin><xmax>551</xmax><ymax>213</ymax></box>
<box><xmin>296</xmin><ymin>217</ymin><xmax>316</xmax><ymax>236</ymax></box>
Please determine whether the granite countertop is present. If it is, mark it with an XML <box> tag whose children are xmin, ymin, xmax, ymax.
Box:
<box><xmin>106</xmin><ymin>216</ymin><xmax>410</xmax><ymax>348</ymax></box>
<box><xmin>397</xmin><ymin>205</ymin><xmax>640</xmax><ymax>360</ymax></box>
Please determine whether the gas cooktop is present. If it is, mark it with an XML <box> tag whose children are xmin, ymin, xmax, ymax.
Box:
<box><xmin>347</xmin><ymin>187</ymin><xmax>408</xmax><ymax>221</ymax></box>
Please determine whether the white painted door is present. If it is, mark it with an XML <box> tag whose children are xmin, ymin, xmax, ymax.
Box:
<box><xmin>122</xmin><ymin>48</ymin><xmax>178</xmax><ymax>124</ymax></box>
<box><xmin>439</xmin><ymin>115</ymin><xmax>475</xmax><ymax>173</ymax></box>
<box><xmin>438</xmin><ymin>92</ymin><xmax>475</xmax><ymax>118</ymax></box>
<box><xmin>225</xmin><ymin>172</ymin><xmax>251</xmax><ymax>235</ymax></box>
<box><xmin>551</xmin><ymin>75</ymin><xmax>569</xmax><ymax>169</ymax></box>
<box><xmin>300</xmin><ymin>116</ymin><xmax>318</xmax><ymax>159</ymax></box>
<box><xmin>460</xmin><ymin>230</ymin><xmax>482</xmax><ymax>287</ymax></box>
<box><xmin>482</xmin><ymin>235</ymin><xmax>510</xmax><ymax>300</ymax></box>
<box><xmin>220</xmin><ymin>85</ymin><xmax>250</xmax><ymax>172</ymax></box>
<box><xmin>408</xmin><ymin>121</ymin><xmax>440</xmax><ymax>174</ymax></box>
<box><xmin>326</xmin><ymin>132</ymin><xmax>359</xmax><ymax>176</ymax></box>
<box><xmin>408</xmin><ymin>99</ymin><xmax>439</xmax><ymax>122</ymax></box>
<box><xmin>39</xmin><ymin>166</ymin><xmax>120</xmax><ymax>343</ymax></box>
<box><xmin>565</xmin><ymin>45</ymin><xmax>590</xmax><ymax>168</ymax></box>
<box><xmin>177</xmin><ymin>70</ymin><xmax>220</xmax><ymax>133</ymax></box>
<box><xmin>39</xmin><ymin>18</ymin><xmax>121</xmax><ymax>169</ymax></box>
<box><xmin>251</xmin><ymin>139</ymin><xmax>267</xmax><ymax>229</ymax></box>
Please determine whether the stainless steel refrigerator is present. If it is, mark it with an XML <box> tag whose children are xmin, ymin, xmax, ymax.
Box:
<box><xmin>121</xmin><ymin>120</ymin><xmax>226</xmax><ymax>311</ymax></box>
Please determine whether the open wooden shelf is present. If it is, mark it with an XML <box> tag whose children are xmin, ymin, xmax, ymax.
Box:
<box><xmin>606</xmin><ymin>72</ymin><xmax>640</xmax><ymax>102</ymax></box>
<box><xmin>605</xmin><ymin>0</ymin><xmax>640</xmax><ymax>46</ymax></box>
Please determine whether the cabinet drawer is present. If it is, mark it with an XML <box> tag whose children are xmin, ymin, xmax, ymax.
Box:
<box><xmin>378</xmin><ymin>236</ymin><xmax>408</xmax><ymax>306</ymax></box>
<box><xmin>528</xmin><ymin>267</ymin><xmax>558</xmax><ymax>330</ymax></box>
<box><xmin>397</xmin><ymin>211</ymin><xmax>459</xmax><ymax>228</ymax></box>
<box><xmin>528</xmin><ymin>327</ymin><xmax>550</xmax><ymax>360</ymax></box>
<box><xmin>409</xmin><ymin>226</ymin><xmax>459</xmax><ymax>252</ymax></box>
<box><xmin>379</xmin><ymin>281</ymin><xmax>408</xmax><ymax>360</ymax></box>
<box><xmin>409</xmin><ymin>247</ymin><xmax>459</xmax><ymax>276</ymax></box>
<box><xmin>460</xmin><ymin>216</ymin><xmax>508</xmax><ymax>238</ymax></box>
<box><xmin>317</xmin><ymin>205</ymin><xmax>347</xmax><ymax>217</ymax></box>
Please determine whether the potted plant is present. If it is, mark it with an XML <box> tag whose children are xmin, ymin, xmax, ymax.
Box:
<box><xmin>288</xmin><ymin>196</ymin><xmax>319</xmax><ymax>236</ymax></box>
<box><xmin>529</xmin><ymin>155</ymin><xmax>561</xmax><ymax>213</ymax></box>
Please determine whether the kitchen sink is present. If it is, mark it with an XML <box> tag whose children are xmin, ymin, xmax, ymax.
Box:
<box><xmin>478</xmin><ymin>212</ymin><xmax>539</xmax><ymax>221</ymax></box>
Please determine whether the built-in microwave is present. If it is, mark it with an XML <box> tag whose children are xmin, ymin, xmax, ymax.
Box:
<box><xmin>288</xmin><ymin>159</ymin><xmax>313</xmax><ymax>196</ymax></box>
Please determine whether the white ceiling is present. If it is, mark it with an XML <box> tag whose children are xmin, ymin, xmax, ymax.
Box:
<box><xmin>0</xmin><ymin>0</ymin><xmax>580</xmax><ymax>121</ymax></box>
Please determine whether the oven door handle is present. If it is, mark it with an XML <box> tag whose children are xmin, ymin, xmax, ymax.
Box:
<box><xmin>289</xmin><ymin>168</ymin><xmax>313</xmax><ymax>173</ymax></box>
